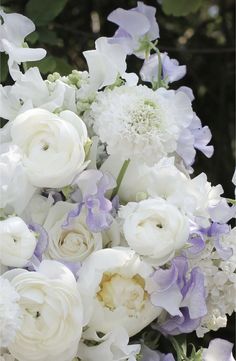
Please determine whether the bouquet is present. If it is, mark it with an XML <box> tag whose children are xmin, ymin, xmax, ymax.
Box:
<box><xmin>0</xmin><ymin>2</ymin><xmax>235</xmax><ymax>361</ymax></box>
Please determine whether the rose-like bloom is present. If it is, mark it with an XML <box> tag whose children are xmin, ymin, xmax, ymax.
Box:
<box><xmin>0</xmin><ymin>216</ymin><xmax>37</xmax><ymax>267</ymax></box>
<box><xmin>119</xmin><ymin>198</ymin><xmax>189</xmax><ymax>266</ymax></box>
<box><xmin>43</xmin><ymin>201</ymin><xmax>102</xmax><ymax>263</ymax></box>
<box><xmin>2</xmin><ymin>260</ymin><xmax>83</xmax><ymax>361</ymax></box>
<box><xmin>90</xmin><ymin>85</ymin><xmax>193</xmax><ymax>164</ymax></box>
<box><xmin>11</xmin><ymin>108</ymin><xmax>88</xmax><ymax>188</ymax></box>
<box><xmin>77</xmin><ymin>248</ymin><xmax>162</xmax><ymax>337</ymax></box>
<box><xmin>0</xmin><ymin>277</ymin><xmax>21</xmax><ymax>347</ymax></box>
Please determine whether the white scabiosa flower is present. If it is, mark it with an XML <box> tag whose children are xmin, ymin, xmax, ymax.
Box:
<box><xmin>43</xmin><ymin>201</ymin><xmax>102</xmax><ymax>263</ymax></box>
<box><xmin>77</xmin><ymin>248</ymin><xmax>162</xmax><ymax>337</ymax></box>
<box><xmin>0</xmin><ymin>278</ymin><xmax>21</xmax><ymax>347</ymax></box>
<box><xmin>11</xmin><ymin>108</ymin><xmax>88</xmax><ymax>188</ymax></box>
<box><xmin>90</xmin><ymin>85</ymin><xmax>193</xmax><ymax>164</ymax></box>
<box><xmin>0</xmin><ymin>216</ymin><xmax>37</xmax><ymax>268</ymax></box>
<box><xmin>2</xmin><ymin>260</ymin><xmax>83</xmax><ymax>361</ymax></box>
<box><xmin>119</xmin><ymin>198</ymin><xmax>189</xmax><ymax>266</ymax></box>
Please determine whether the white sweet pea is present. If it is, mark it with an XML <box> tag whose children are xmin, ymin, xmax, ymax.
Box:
<box><xmin>21</xmin><ymin>193</ymin><xmax>54</xmax><ymax>225</ymax></box>
<box><xmin>0</xmin><ymin>143</ymin><xmax>35</xmax><ymax>214</ymax></box>
<box><xmin>0</xmin><ymin>216</ymin><xmax>37</xmax><ymax>268</ymax></box>
<box><xmin>119</xmin><ymin>198</ymin><xmax>189</xmax><ymax>266</ymax></box>
<box><xmin>77</xmin><ymin>247</ymin><xmax>162</xmax><ymax>337</ymax></box>
<box><xmin>83</xmin><ymin>37</ymin><xmax>137</xmax><ymax>90</ymax></box>
<box><xmin>11</xmin><ymin>108</ymin><xmax>88</xmax><ymax>188</ymax></box>
<box><xmin>2</xmin><ymin>260</ymin><xmax>83</xmax><ymax>361</ymax></box>
<box><xmin>43</xmin><ymin>201</ymin><xmax>102</xmax><ymax>263</ymax></box>
<box><xmin>0</xmin><ymin>10</ymin><xmax>46</xmax><ymax>80</ymax></box>
<box><xmin>78</xmin><ymin>327</ymin><xmax>141</xmax><ymax>361</ymax></box>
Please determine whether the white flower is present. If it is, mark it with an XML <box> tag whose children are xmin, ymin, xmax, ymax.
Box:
<box><xmin>0</xmin><ymin>10</ymin><xmax>46</xmax><ymax>80</ymax></box>
<box><xmin>0</xmin><ymin>278</ymin><xmax>21</xmax><ymax>347</ymax></box>
<box><xmin>78</xmin><ymin>327</ymin><xmax>140</xmax><ymax>361</ymax></box>
<box><xmin>43</xmin><ymin>201</ymin><xmax>102</xmax><ymax>263</ymax></box>
<box><xmin>0</xmin><ymin>143</ymin><xmax>35</xmax><ymax>214</ymax></box>
<box><xmin>77</xmin><ymin>247</ymin><xmax>162</xmax><ymax>337</ymax></box>
<box><xmin>83</xmin><ymin>37</ymin><xmax>137</xmax><ymax>90</ymax></box>
<box><xmin>11</xmin><ymin>108</ymin><xmax>88</xmax><ymax>188</ymax></box>
<box><xmin>0</xmin><ymin>352</ymin><xmax>16</xmax><ymax>361</ymax></box>
<box><xmin>0</xmin><ymin>67</ymin><xmax>77</xmax><ymax>122</ymax></box>
<box><xmin>2</xmin><ymin>260</ymin><xmax>83</xmax><ymax>361</ymax></box>
<box><xmin>91</xmin><ymin>85</ymin><xmax>193</xmax><ymax>163</ymax></box>
<box><xmin>21</xmin><ymin>193</ymin><xmax>54</xmax><ymax>225</ymax></box>
<box><xmin>0</xmin><ymin>216</ymin><xmax>37</xmax><ymax>268</ymax></box>
<box><xmin>119</xmin><ymin>198</ymin><xmax>189</xmax><ymax>266</ymax></box>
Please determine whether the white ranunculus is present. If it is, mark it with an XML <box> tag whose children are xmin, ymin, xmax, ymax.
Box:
<box><xmin>11</xmin><ymin>108</ymin><xmax>88</xmax><ymax>188</ymax></box>
<box><xmin>78</xmin><ymin>327</ymin><xmax>140</xmax><ymax>361</ymax></box>
<box><xmin>44</xmin><ymin>201</ymin><xmax>102</xmax><ymax>263</ymax></box>
<box><xmin>0</xmin><ymin>143</ymin><xmax>35</xmax><ymax>214</ymax></box>
<box><xmin>77</xmin><ymin>248</ymin><xmax>162</xmax><ymax>337</ymax></box>
<box><xmin>3</xmin><ymin>260</ymin><xmax>83</xmax><ymax>361</ymax></box>
<box><xmin>0</xmin><ymin>217</ymin><xmax>37</xmax><ymax>268</ymax></box>
<box><xmin>119</xmin><ymin>198</ymin><xmax>189</xmax><ymax>266</ymax></box>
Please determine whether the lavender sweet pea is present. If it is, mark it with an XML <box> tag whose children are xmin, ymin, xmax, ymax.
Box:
<box><xmin>108</xmin><ymin>2</ymin><xmax>159</xmax><ymax>58</ymax></box>
<box><xmin>151</xmin><ymin>256</ymin><xmax>207</xmax><ymax>335</ymax></box>
<box><xmin>203</xmin><ymin>338</ymin><xmax>235</xmax><ymax>361</ymax></box>
<box><xmin>141</xmin><ymin>345</ymin><xmax>175</xmax><ymax>361</ymax></box>
<box><xmin>63</xmin><ymin>170</ymin><xmax>116</xmax><ymax>233</ymax></box>
<box><xmin>27</xmin><ymin>222</ymin><xmax>48</xmax><ymax>270</ymax></box>
<box><xmin>140</xmin><ymin>52</ymin><xmax>186</xmax><ymax>85</ymax></box>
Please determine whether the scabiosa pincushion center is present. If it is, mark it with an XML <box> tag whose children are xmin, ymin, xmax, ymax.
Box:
<box><xmin>90</xmin><ymin>85</ymin><xmax>193</xmax><ymax>164</ymax></box>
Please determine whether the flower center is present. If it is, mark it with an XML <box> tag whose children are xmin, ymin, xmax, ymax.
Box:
<box><xmin>128</xmin><ymin>99</ymin><xmax>163</xmax><ymax>135</ymax></box>
<box><xmin>97</xmin><ymin>273</ymin><xmax>147</xmax><ymax>315</ymax></box>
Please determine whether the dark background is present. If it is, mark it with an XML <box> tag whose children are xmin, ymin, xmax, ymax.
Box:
<box><xmin>1</xmin><ymin>0</ymin><xmax>235</xmax><ymax>352</ymax></box>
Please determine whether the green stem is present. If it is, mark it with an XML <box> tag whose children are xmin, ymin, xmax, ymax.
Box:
<box><xmin>227</xmin><ymin>198</ymin><xmax>236</xmax><ymax>205</ymax></box>
<box><xmin>23</xmin><ymin>62</ymin><xmax>28</xmax><ymax>72</ymax></box>
<box><xmin>169</xmin><ymin>336</ymin><xmax>189</xmax><ymax>361</ymax></box>
<box><xmin>111</xmin><ymin>159</ymin><xmax>130</xmax><ymax>199</ymax></box>
<box><xmin>149</xmin><ymin>42</ymin><xmax>162</xmax><ymax>89</ymax></box>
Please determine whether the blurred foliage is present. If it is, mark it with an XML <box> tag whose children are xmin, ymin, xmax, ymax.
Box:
<box><xmin>0</xmin><ymin>0</ymin><xmax>235</xmax><ymax>351</ymax></box>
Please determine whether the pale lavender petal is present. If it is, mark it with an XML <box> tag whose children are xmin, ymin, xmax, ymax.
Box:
<box><xmin>136</xmin><ymin>1</ymin><xmax>160</xmax><ymax>40</ymax></box>
<box><xmin>214</xmin><ymin>237</ymin><xmax>233</xmax><ymax>260</ymax></box>
<box><xmin>209</xmin><ymin>199</ymin><xmax>236</xmax><ymax>223</ymax></box>
<box><xmin>141</xmin><ymin>345</ymin><xmax>175</xmax><ymax>361</ymax></box>
<box><xmin>150</xmin><ymin>284</ymin><xmax>183</xmax><ymax>316</ymax></box>
<box><xmin>192</xmin><ymin>126</ymin><xmax>214</xmax><ymax>158</ymax></box>
<box><xmin>152</xmin><ymin>264</ymin><xmax>178</xmax><ymax>291</ymax></box>
<box><xmin>163</xmin><ymin>355</ymin><xmax>176</xmax><ymax>361</ymax></box>
<box><xmin>62</xmin><ymin>202</ymin><xmax>84</xmax><ymax>228</ymax></box>
<box><xmin>187</xmin><ymin>234</ymin><xmax>205</xmax><ymax>255</ymax></box>
<box><xmin>161</xmin><ymin>52</ymin><xmax>186</xmax><ymax>83</ymax></box>
<box><xmin>57</xmin><ymin>260</ymin><xmax>81</xmax><ymax>280</ymax></box>
<box><xmin>206</xmin><ymin>222</ymin><xmax>233</xmax><ymax>260</ymax></box>
<box><xmin>155</xmin><ymin>308</ymin><xmax>201</xmax><ymax>335</ymax></box>
<box><xmin>28</xmin><ymin>223</ymin><xmax>48</xmax><ymax>261</ymax></box>
<box><xmin>181</xmin><ymin>268</ymin><xmax>207</xmax><ymax>318</ymax></box>
<box><xmin>172</xmin><ymin>256</ymin><xmax>188</xmax><ymax>290</ymax></box>
<box><xmin>108</xmin><ymin>8</ymin><xmax>150</xmax><ymax>36</ymax></box>
<box><xmin>203</xmin><ymin>338</ymin><xmax>235</xmax><ymax>361</ymax></box>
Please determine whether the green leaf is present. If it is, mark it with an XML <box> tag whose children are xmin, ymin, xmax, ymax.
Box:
<box><xmin>26</xmin><ymin>0</ymin><xmax>69</xmax><ymax>26</ymax></box>
<box><xmin>53</xmin><ymin>57</ymin><xmax>73</xmax><ymax>75</ymax></box>
<box><xmin>162</xmin><ymin>0</ymin><xmax>202</xmax><ymax>16</ymax></box>
<box><xmin>0</xmin><ymin>53</ymin><xmax>8</xmax><ymax>83</ymax></box>
<box><xmin>26</xmin><ymin>31</ymin><xmax>39</xmax><ymax>44</ymax></box>
<box><xmin>28</xmin><ymin>56</ymin><xmax>56</xmax><ymax>74</ymax></box>
<box><xmin>38</xmin><ymin>28</ymin><xmax>63</xmax><ymax>46</ymax></box>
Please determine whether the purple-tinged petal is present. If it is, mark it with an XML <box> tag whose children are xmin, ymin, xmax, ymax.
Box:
<box><xmin>193</xmin><ymin>126</ymin><xmax>214</xmax><ymax>158</ymax></box>
<box><xmin>163</xmin><ymin>355</ymin><xmax>176</xmax><ymax>361</ymax></box>
<box><xmin>28</xmin><ymin>223</ymin><xmax>48</xmax><ymax>261</ymax></box>
<box><xmin>214</xmin><ymin>237</ymin><xmax>233</xmax><ymax>260</ymax></box>
<box><xmin>187</xmin><ymin>234</ymin><xmax>205</xmax><ymax>255</ymax></box>
<box><xmin>108</xmin><ymin>8</ymin><xmax>150</xmax><ymax>36</ymax></box>
<box><xmin>136</xmin><ymin>1</ymin><xmax>160</xmax><ymax>40</ymax></box>
<box><xmin>141</xmin><ymin>345</ymin><xmax>175</xmax><ymax>361</ymax></box>
<box><xmin>151</xmin><ymin>284</ymin><xmax>183</xmax><ymax>316</ymax></box>
<box><xmin>209</xmin><ymin>199</ymin><xmax>236</xmax><ymax>223</ymax></box>
<box><xmin>152</xmin><ymin>264</ymin><xmax>178</xmax><ymax>291</ymax></box>
<box><xmin>155</xmin><ymin>308</ymin><xmax>201</xmax><ymax>335</ymax></box>
<box><xmin>181</xmin><ymin>267</ymin><xmax>207</xmax><ymax>319</ymax></box>
<box><xmin>203</xmin><ymin>338</ymin><xmax>235</xmax><ymax>361</ymax></box>
<box><xmin>57</xmin><ymin>260</ymin><xmax>81</xmax><ymax>280</ymax></box>
<box><xmin>171</xmin><ymin>257</ymin><xmax>188</xmax><ymax>290</ymax></box>
<box><xmin>62</xmin><ymin>202</ymin><xmax>84</xmax><ymax>228</ymax></box>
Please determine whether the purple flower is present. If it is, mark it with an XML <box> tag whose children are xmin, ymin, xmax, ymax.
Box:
<box><xmin>140</xmin><ymin>53</ymin><xmax>186</xmax><ymax>84</ymax></box>
<box><xmin>176</xmin><ymin>112</ymin><xmax>214</xmax><ymax>169</ymax></box>
<box><xmin>108</xmin><ymin>2</ymin><xmax>159</xmax><ymax>58</ymax></box>
<box><xmin>26</xmin><ymin>223</ymin><xmax>48</xmax><ymax>271</ymax></box>
<box><xmin>151</xmin><ymin>256</ymin><xmax>207</xmax><ymax>335</ymax></box>
<box><xmin>141</xmin><ymin>345</ymin><xmax>175</xmax><ymax>361</ymax></box>
<box><xmin>203</xmin><ymin>338</ymin><xmax>235</xmax><ymax>361</ymax></box>
<box><xmin>63</xmin><ymin>170</ymin><xmax>116</xmax><ymax>233</ymax></box>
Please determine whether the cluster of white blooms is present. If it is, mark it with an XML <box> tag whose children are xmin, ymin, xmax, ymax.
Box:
<box><xmin>0</xmin><ymin>3</ymin><xmax>235</xmax><ymax>361</ymax></box>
